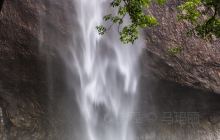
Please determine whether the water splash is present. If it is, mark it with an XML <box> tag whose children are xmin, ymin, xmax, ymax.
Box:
<box><xmin>69</xmin><ymin>0</ymin><xmax>142</xmax><ymax>140</ymax></box>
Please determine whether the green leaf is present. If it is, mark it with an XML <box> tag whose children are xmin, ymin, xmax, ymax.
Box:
<box><xmin>96</xmin><ymin>25</ymin><xmax>106</xmax><ymax>35</ymax></box>
<box><xmin>156</xmin><ymin>0</ymin><xmax>166</xmax><ymax>5</ymax></box>
<box><xmin>103</xmin><ymin>14</ymin><xmax>112</xmax><ymax>21</ymax></box>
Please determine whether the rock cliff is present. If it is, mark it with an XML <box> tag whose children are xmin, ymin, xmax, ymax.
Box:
<box><xmin>143</xmin><ymin>0</ymin><xmax>220</xmax><ymax>93</ymax></box>
<box><xmin>0</xmin><ymin>0</ymin><xmax>75</xmax><ymax>139</ymax></box>
<box><xmin>0</xmin><ymin>0</ymin><xmax>219</xmax><ymax>140</ymax></box>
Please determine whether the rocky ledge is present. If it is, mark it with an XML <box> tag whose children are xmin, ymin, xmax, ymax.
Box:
<box><xmin>143</xmin><ymin>0</ymin><xmax>220</xmax><ymax>93</ymax></box>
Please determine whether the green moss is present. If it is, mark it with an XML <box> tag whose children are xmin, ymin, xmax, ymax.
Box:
<box><xmin>167</xmin><ymin>46</ymin><xmax>182</xmax><ymax>56</ymax></box>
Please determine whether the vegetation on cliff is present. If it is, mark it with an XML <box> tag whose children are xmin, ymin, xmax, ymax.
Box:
<box><xmin>97</xmin><ymin>0</ymin><xmax>220</xmax><ymax>43</ymax></box>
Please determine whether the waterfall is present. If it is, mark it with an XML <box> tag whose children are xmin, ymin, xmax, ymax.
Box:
<box><xmin>57</xmin><ymin>0</ymin><xmax>143</xmax><ymax>140</ymax></box>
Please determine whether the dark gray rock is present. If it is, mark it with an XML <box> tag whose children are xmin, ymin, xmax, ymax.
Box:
<box><xmin>143</xmin><ymin>0</ymin><xmax>220</xmax><ymax>93</ymax></box>
<box><xmin>0</xmin><ymin>0</ymin><xmax>75</xmax><ymax>139</ymax></box>
<box><xmin>0</xmin><ymin>0</ymin><xmax>81</xmax><ymax>139</ymax></box>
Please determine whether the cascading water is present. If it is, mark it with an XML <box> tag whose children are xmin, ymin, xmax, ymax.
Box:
<box><xmin>66</xmin><ymin>0</ymin><xmax>142</xmax><ymax>140</ymax></box>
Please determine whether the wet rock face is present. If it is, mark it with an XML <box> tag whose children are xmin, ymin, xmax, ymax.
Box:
<box><xmin>136</xmin><ymin>77</ymin><xmax>220</xmax><ymax>140</ymax></box>
<box><xmin>0</xmin><ymin>0</ymin><xmax>76</xmax><ymax>139</ymax></box>
<box><xmin>143</xmin><ymin>0</ymin><xmax>220</xmax><ymax>93</ymax></box>
<box><xmin>0</xmin><ymin>0</ymin><xmax>48</xmax><ymax>139</ymax></box>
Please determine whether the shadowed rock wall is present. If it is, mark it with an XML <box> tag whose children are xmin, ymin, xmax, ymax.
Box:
<box><xmin>0</xmin><ymin>0</ymin><xmax>76</xmax><ymax>139</ymax></box>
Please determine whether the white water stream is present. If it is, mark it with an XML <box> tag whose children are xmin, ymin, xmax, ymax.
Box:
<box><xmin>67</xmin><ymin>0</ymin><xmax>142</xmax><ymax>140</ymax></box>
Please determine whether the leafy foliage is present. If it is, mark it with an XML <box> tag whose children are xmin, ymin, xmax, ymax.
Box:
<box><xmin>97</xmin><ymin>0</ymin><xmax>220</xmax><ymax>44</ymax></box>
<box><xmin>178</xmin><ymin>0</ymin><xmax>220</xmax><ymax>38</ymax></box>
<box><xmin>178</xmin><ymin>0</ymin><xmax>201</xmax><ymax>23</ymax></box>
<box><xmin>97</xmin><ymin>0</ymin><xmax>163</xmax><ymax>44</ymax></box>
<box><xmin>168</xmin><ymin>46</ymin><xmax>182</xmax><ymax>56</ymax></box>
